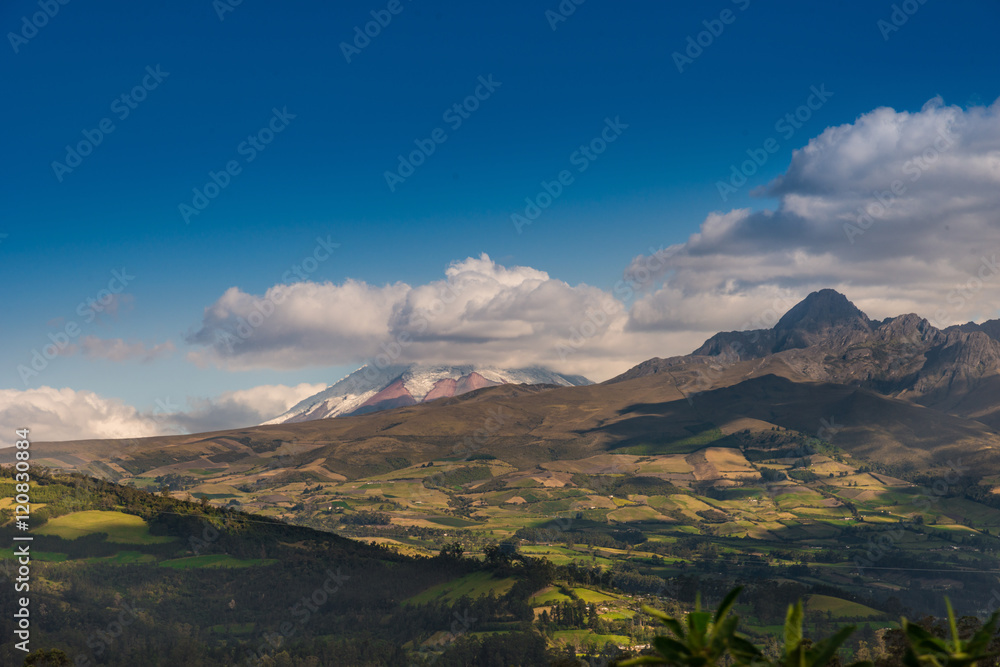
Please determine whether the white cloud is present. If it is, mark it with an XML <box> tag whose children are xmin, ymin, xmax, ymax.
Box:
<box><xmin>185</xmin><ymin>253</ymin><xmax>652</xmax><ymax>379</ymax></box>
<box><xmin>186</xmin><ymin>281</ymin><xmax>410</xmax><ymax>369</ymax></box>
<box><xmin>0</xmin><ymin>383</ymin><xmax>327</xmax><ymax>443</ymax></box>
<box><xmin>18</xmin><ymin>100</ymin><xmax>1000</xmax><ymax>443</ymax></box>
<box><xmin>183</xmin><ymin>96</ymin><xmax>1000</xmax><ymax>383</ymax></box>
<box><xmin>167</xmin><ymin>382</ymin><xmax>327</xmax><ymax>432</ymax></box>
<box><xmin>0</xmin><ymin>387</ymin><xmax>163</xmax><ymax>442</ymax></box>
<box><xmin>626</xmin><ymin>95</ymin><xmax>1000</xmax><ymax>332</ymax></box>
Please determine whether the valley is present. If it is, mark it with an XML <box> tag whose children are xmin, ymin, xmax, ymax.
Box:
<box><xmin>8</xmin><ymin>290</ymin><xmax>1000</xmax><ymax>664</ymax></box>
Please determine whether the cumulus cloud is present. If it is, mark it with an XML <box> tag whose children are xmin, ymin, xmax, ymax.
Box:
<box><xmin>183</xmin><ymin>96</ymin><xmax>1000</xmax><ymax>382</ymax></box>
<box><xmin>0</xmin><ymin>383</ymin><xmax>327</xmax><ymax>443</ymax></box>
<box><xmin>626</xmin><ymin>95</ymin><xmax>1000</xmax><ymax>332</ymax></box>
<box><xmin>186</xmin><ymin>281</ymin><xmax>410</xmax><ymax>369</ymax></box>
<box><xmin>62</xmin><ymin>337</ymin><xmax>175</xmax><ymax>362</ymax></box>
<box><xmin>184</xmin><ymin>253</ymin><xmax>656</xmax><ymax>379</ymax></box>
<box><xmin>0</xmin><ymin>387</ymin><xmax>164</xmax><ymax>442</ymax></box>
<box><xmin>165</xmin><ymin>383</ymin><xmax>326</xmax><ymax>433</ymax></box>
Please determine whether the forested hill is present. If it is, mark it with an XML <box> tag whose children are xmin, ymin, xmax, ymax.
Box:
<box><xmin>0</xmin><ymin>468</ymin><xmax>554</xmax><ymax>666</ymax></box>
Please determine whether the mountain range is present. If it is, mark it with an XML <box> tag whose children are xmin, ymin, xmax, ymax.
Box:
<box><xmin>15</xmin><ymin>289</ymin><xmax>1000</xmax><ymax>482</ymax></box>
<box><xmin>617</xmin><ymin>288</ymin><xmax>1000</xmax><ymax>430</ymax></box>
<box><xmin>13</xmin><ymin>287</ymin><xmax>1000</xmax><ymax>662</ymax></box>
<box><xmin>262</xmin><ymin>364</ymin><xmax>592</xmax><ymax>424</ymax></box>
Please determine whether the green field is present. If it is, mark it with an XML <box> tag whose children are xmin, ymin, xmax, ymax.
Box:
<box><xmin>0</xmin><ymin>547</ymin><xmax>68</xmax><ymax>562</ymax></box>
<box><xmin>806</xmin><ymin>595</ymin><xmax>884</xmax><ymax>619</ymax></box>
<box><xmin>425</xmin><ymin>516</ymin><xmax>481</xmax><ymax>528</ymax></box>
<box><xmin>599</xmin><ymin>610</ymin><xmax>635</xmax><ymax>620</ymax></box>
<box><xmin>407</xmin><ymin>571</ymin><xmax>518</xmax><ymax>604</ymax></box>
<box><xmin>607</xmin><ymin>505</ymin><xmax>667</xmax><ymax>523</ymax></box>
<box><xmin>36</xmin><ymin>510</ymin><xmax>175</xmax><ymax>544</ymax></box>
<box><xmin>160</xmin><ymin>554</ymin><xmax>278</xmax><ymax>569</ymax></box>
<box><xmin>529</xmin><ymin>585</ymin><xmax>574</xmax><ymax>605</ymax></box>
<box><xmin>208</xmin><ymin>622</ymin><xmax>256</xmax><ymax>634</ymax></box>
<box><xmin>88</xmin><ymin>550</ymin><xmax>157</xmax><ymax>564</ymax></box>
<box><xmin>94</xmin><ymin>424</ymin><xmax>1000</xmax><ymax>633</ymax></box>
<box><xmin>571</xmin><ymin>587</ymin><xmax>619</xmax><ymax>603</ymax></box>
<box><xmin>551</xmin><ymin>629</ymin><xmax>632</xmax><ymax>647</ymax></box>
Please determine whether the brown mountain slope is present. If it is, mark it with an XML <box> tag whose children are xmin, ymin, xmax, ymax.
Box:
<box><xmin>616</xmin><ymin>290</ymin><xmax>1000</xmax><ymax>430</ymax></box>
<box><xmin>13</xmin><ymin>290</ymin><xmax>1000</xmax><ymax>484</ymax></box>
<box><xmin>13</xmin><ymin>371</ymin><xmax>1000</xmax><ymax>481</ymax></box>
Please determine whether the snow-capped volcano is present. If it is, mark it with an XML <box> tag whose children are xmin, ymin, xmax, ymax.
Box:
<box><xmin>261</xmin><ymin>364</ymin><xmax>592</xmax><ymax>424</ymax></box>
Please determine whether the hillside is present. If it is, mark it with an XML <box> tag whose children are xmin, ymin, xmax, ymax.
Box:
<box><xmin>10</xmin><ymin>289</ymin><xmax>1000</xmax><ymax>662</ymax></box>
<box><xmin>16</xmin><ymin>368</ymin><xmax>1000</xmax><ymax>486</ymax></box>
<box><xmin>0</xmin><ymin>469</ymin><xmax>563</xmax><ymax>665</ymax></box>
<box><xmin>10</xmin><ymin>434</ymin><xmax>1000</xmax><ymax>664</ymax></box>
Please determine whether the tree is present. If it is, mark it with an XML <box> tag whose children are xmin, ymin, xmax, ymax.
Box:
<box><xmin>618</xmin><ymin>587</ymin><xmax>866</xmax><ymax>667</ymax></box>
<box><xmin>437</xmin><ymin>541</ymin><xmax>465</xmax><ymax>561</ymax></box>
<box><xmin>618</xmin><ymin>588</ymin><xmax>761</xmax><ymax>667</ymax></box>
<box><xmin>900</xmin><ymin>598</ymin><xmax>999</xmax><ymax>667</ymax></box>
<box><xmin>620</xmin><ymin>590</ymin><xmax>1000</xmax><ymax>667</ymax></box>
<box><xmin>23</xmin><ymin>649</ymin><xmax>70</xmax><ymax>666</ymax></box>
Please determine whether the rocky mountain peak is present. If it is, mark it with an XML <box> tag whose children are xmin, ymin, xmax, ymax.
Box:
<box><xmin>774</xmin><ymin>289</ymin><xmax>871</xmax><ymax>334</ymax></box>
<box><xmin>870</xmin><ymin>313</ymin><xmax>935</xmax><ymax>346</ymax></box>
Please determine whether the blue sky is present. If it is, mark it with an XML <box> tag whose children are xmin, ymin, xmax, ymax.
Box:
<box><xmin>4</xmin><ymin>1</ymin><xmax>1000</xmax><ymax>439</ymax></box>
